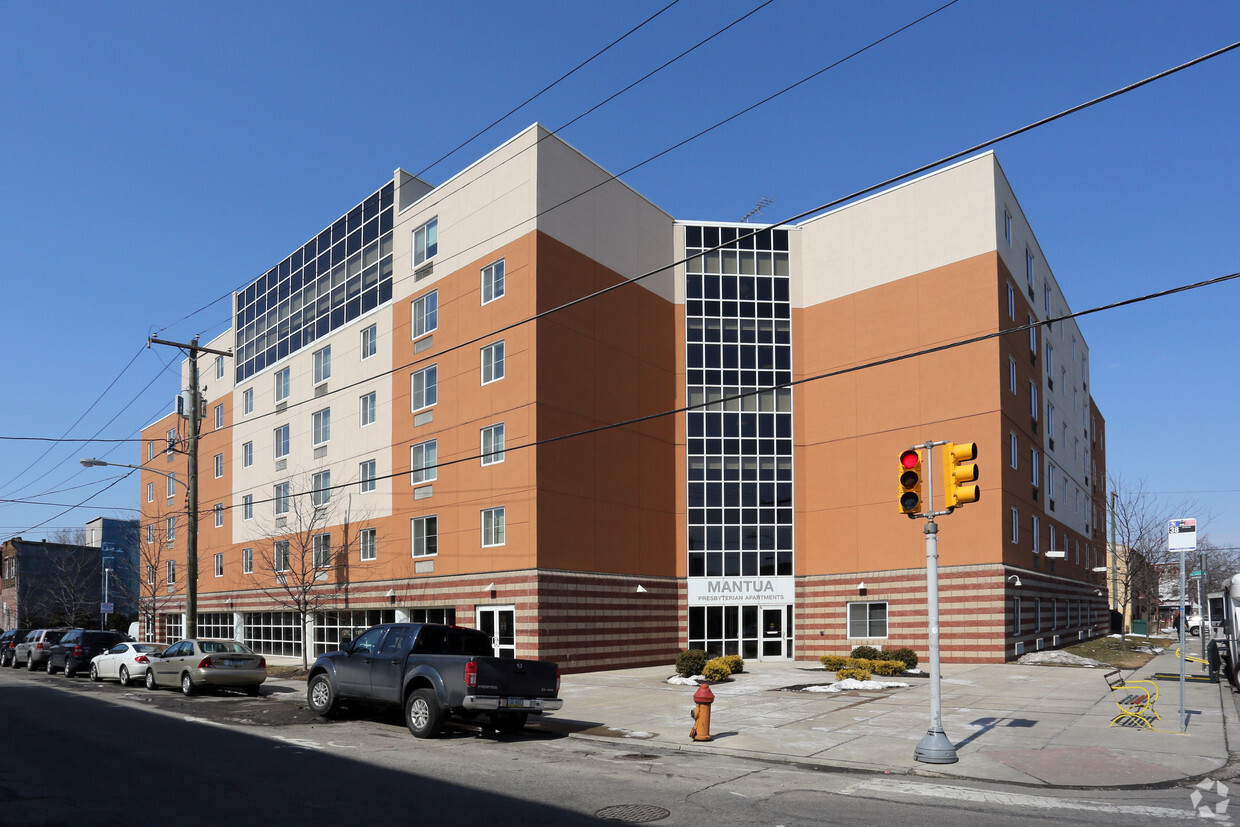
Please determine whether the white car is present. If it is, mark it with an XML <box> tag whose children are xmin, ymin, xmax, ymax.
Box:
<box><xmin>1188</xmin><ymin>614</ymin><xmax>1203</xmax><ymax>636</ymax></box>
<box><xmin>89</xmin><ymin>642</ymin><xmax>167</xmax><ymax>686</ymax></box>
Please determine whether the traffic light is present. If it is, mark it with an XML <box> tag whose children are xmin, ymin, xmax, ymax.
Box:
<box><xmin>898</xmin><ymin>449</ymin><xmax>923</xmax><ymax>516</ymax></box>
<box><xmin>942</xmin><ymin>442</ymin><xmax>980</xmax><ymax>509</ymax></box>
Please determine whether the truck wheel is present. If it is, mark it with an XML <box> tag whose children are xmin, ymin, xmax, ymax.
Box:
<box><xmin>65</xmin><ymin>660</ymin><xmax>77</xmax><ymax>678</ymax></box>
<box><xmin>307</xmin><ymin>674</ymin><xmax>339</xmax><ymax>717</ymax></box>
<box><xmin>405</xmin><ymin>688</ymin><xmax>444</xmax><ymax>739</ymax></box>
<box><xmin>46</xmin><ymin>658</ymin><xmax>57</xmax><ymax>675</ymax></box>
<box><xmin>490</xmin><ymin>711</ymin><xmax>528</xmax><ymax>735</ymax></box>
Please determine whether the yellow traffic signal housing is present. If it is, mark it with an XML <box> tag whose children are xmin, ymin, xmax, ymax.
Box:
<box><xmin>943</xmin><ymin>441</ymin><xmax>980</xmax><ymax>509</ymax></box>
<box><xmin>898</xmin><ymin>449</ymin><xmax>923</xmax><ymax>515</ymax></box>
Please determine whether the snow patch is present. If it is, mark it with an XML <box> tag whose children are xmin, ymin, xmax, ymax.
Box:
<box><xmin>1016</xmin><ymin>650</ymin><xmax>1104</xmax><ymax>667</ymax></box>
<box><xmin>667</xmin><ymin>675</ymin><xmax>703</xmax><ymax>686</ymax></box>
<box><xmin>799</xmin><ymin>679</ymin><xmax>910</xmax><ymax>693</ymax></box>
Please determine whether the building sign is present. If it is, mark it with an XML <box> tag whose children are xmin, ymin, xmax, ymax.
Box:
<box><xmin>1168</xmin><ymin>518</ymin><xmax>1198</xmax><ymax>552</ymax></box>
<box><xmin>688</xmin><ymin>577</ymin><xmax>795</xmax><ymax>606</ymax></box>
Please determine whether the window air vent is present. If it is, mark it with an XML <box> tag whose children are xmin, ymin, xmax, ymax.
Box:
<box><xmin>1036</xmin><ymin>638</ymin><xmax>1045</xmax><ymax>651</ymax></box>
<box><xmin>415</xmin><ymin>263</ymin><xmax>433</xmax><ymax>282</ymax></box>
<box><xmin>1014</xmin><ymin>641</ymin><xmax>1025</xmax><ymax>656</ymax></box>
<box><xmin>1031</xmin><ymin>420</ymin><xmax>1038</xmax><ymax>434</ymax></box>
<box><xmin>1032</xmin><ymin>487</ymin><xmax>1039</xmax><ymax>502</ymax></box>
<box><xmin>1049</xmin><ymin>499</ymin><xmax>1055</xmax><ymax>512</ymax></box>
<box><xmin>1047</xmin><ymin>377</ymin><xmax>1054</xmax><ymax>390</ymax></box>
<box><xmin>1049</xmin><ymin>438</ymin><xmax>1055</xmax><ymax>451</ymax></box>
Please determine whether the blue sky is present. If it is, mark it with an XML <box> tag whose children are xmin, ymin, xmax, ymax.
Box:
<box><xmin>0</xmin><ymin>1</ymin><xmax>1236</xmax><ymax>549</ymax></box>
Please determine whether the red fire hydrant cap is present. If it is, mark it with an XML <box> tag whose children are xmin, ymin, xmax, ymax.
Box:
<box><xmin>693</xmin><ymin>683</ymin><xmax>715</xmax><ymax>703</ymax></box>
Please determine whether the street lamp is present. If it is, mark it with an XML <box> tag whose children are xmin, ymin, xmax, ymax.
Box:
<box><xmin>80</xmin><ymin>457</ymin><xmax>198</xmax><ymax>640</ymax></box>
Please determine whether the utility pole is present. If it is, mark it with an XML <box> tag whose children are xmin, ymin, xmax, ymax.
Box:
<box><xmin>149</xmin><ymin>335</ymin><xmax>231</xmax><ymax>640</ymax></box>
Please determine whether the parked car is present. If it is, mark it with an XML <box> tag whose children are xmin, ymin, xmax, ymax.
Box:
<box><xmin>13</xmin><ymin>629</ymin><xmax>68</xmax><ymax>671</ymax></box>
<box><xmin>0</xmin><ymin>629</ymin><xmax>30</xmax><ymax>667</ymax></box>
<box><xmin>89</xmin><ymin>642</ymin><xmax>167</xmax><ymax>686</ymax></box>
<box><xmin>144</xmin><ymin>639</ymin><xmax>266</xmax><ymax>696</ymax></box>
<box><xmin>1188</xmin><ymin>613</ymin><xmax>1203</xmax><ymax>636</ymax></box>
<box><xmin>46</xmin><ymin>629</ymin><xmax>128</xmax><ymax>677</ymax></box>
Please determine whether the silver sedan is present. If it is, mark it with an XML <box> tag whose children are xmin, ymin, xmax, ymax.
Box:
<box><xmin>89</xmin><ymin>642</ymin><xmax>167</xmax><ymax>686</ymax></box>
<box><xmin>144</xmin><ymin>639</ymin><xmax>266</xmax><ymax>696</ymax></box>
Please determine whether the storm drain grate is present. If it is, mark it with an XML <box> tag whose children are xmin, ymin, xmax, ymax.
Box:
<box><xmin>594</xmin><ymin>804</ymin><xmax>671</xmax><ymax>823</ymax></box>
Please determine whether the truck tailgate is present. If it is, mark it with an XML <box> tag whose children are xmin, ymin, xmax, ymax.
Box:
<box><xmin>472</xmin><ymin>657</ymin><xmax>558</xmax><ymax>697</ymax></box>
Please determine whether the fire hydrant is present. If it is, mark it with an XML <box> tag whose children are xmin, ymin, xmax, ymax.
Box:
<box><xmin>689</xmin><ymin>682</ymin><xmax>715</xmax><ymax>742</ymax></box>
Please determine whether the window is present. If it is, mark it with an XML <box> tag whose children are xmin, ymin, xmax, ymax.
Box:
<box><xmin>271</xmin><ymin>425</ymin><xmax>289</xmax><ymax>460</ymax></box>
<box><xmin>312</xmin><ymin>408</ymin><xmax>331</xmax><ymax>445</ymax></box>
<box><xmin>1028</xmin><ymin>315</ymin><xmax>1036</xmax><ymax>351</ymax></box>
<box><xmin>360</xmin><ymin>528</ymin><xmax>377</xmax><ymax>561</ymax></box>
<box><xmin>482</xmin><ymin>258</ymin><xmax>505</xmax><ymax>304</ymax></box>
<box><xmin>1047</xmin><ymin>404</ymin><xmax>1055</xmax><ymax>435</ymax></box>
<box><xmin>146</xmin><ymin>524</ymin><xmax>154</xmax><ymax>543</ymax></box>
<box><xmin>147</xmin><ymin>482</ymin><xmax>154</xmax><ymax>503</ymax></box>
<box><xmin>214</xmin><ymin>503</ymin><xmax>224</xmax><ymax>528</ymax></box>
<box><xmin>1007</xmin><ymin>283</ymin><xmax>1014</xmax><ymax>319</ymax></box>
<box><xmin>412</xmin><ymin>290</ymin><xmax>438</xmax><ymax>338</ymax></box>
<box><xmin>1008</xmin><ymin>357</ymin><xmax>1016</xmax><ymax>393</ymax></box>
<box><xmin>214</xmin><ymin>552</ymin><xmax>223</xmax><ymax>577</ymax></box>
<box><xmin>146</xmin><ymin>564</ymin><xmax>156</xmax><ymax>585</ymax></box>
<box><xmin>213</xmin><ymin>453</ymin><xmax>223</xmax><ymax>479</ymax></box>
<box><xmin>360</xmin><ymin>392</ymin><xmax>376</xmax><ymax>426</ymax></box>
<box><xmin>1010</xmin><ymin>507</ymin><xmax>1020</xmax><ymax>543</ymax></box>
<box><xmin>274</xmin><ymin>482</ymin><xmax>290</xmax><ymax>516</ymax></box>
<box><xmin>1030</xmin><ymin>381</ymin><xmax>1038</xmax><ymax>417</ymax></box>
<box><xmin>1047</xmin><ymin>463</ymin><xmax>1055</xmax><ymax>498</ymax></box>
<box><xmin>412</xmin><ymin>515</ymin><xmax>438</xmax><ymax>557</ymax></box>
<box><xmin>275</xmin><ymin>367</ymin><xmax>290</xmax><ymax>403</ymax></box>
<box><xmin>147</xmin><ymin>440</ymin><xmax>156</xmax><ymax>461</ymax></box>
<box><xmin>242</xmin><ymin>388</ymin><xmax>254</xmax><ymax>415</ymax></box>
<box><xmin>361</xmin><ymin>324</ymin><xmax>377</xmax><ymax>359</ymax></box>
<box><xmin>1004</xmin><ymin>208</ymin><xmax>1012</xmax><ymax>244</ymax></box>
<box><xmin>1013</xmin><ymin>597</ymin><xmax>1021</xmax><ymax>635</ymax></box>
<box><xmin>1032</xmin><ymin>516</ymin><xmax>1041</xmax><ymax>555</ymax></box>
<box><xmin>1031</xmin><ymin>449</ymin><xmax>1040</xmax><ymax>486</ymax></box>
<box><xmin>413</xmin><ymin>217</ymin><xmax>438</xmax><ymax>266</ymax></box>
<box><xmin>481</xmin><ymin>340</ymin><xmax>505</xmax><ymax>384</ymax></box>
<box><xmin>411</xmin><ymin>440</ymin><xmax>437</xmax><ymax>484</ymax></box>
<box><xmin>481</xmin><ymin>423</ymin><xmax>505</xmax><ymax>465</ymax></box>
<box><xmin>1035</xmin><ymin>598</ymin><xmax>1043</xmax><ymax>632</ymax></box>
<box><xmin>166</xmin><ymin>427</ymin><xmax>177</xmax><ymax>456</ymax></box>
<box><xmin>314</xmin><ymin>346</ymin><xmax>332</xmax><ymax>384</ymax></box>
<box><xmin>313</xmin><ymin>533</ymin><xmax>331</xmax><ymax>568</ymax></box>
<box><xmin>1026</xmin><ymin>248</ymin><xmax>1035</xmax><ymax>286</ymax></box>
<box><xmin>482</xmin><ymin>506</ymin><xmax>506</xmax><ymax>547</ymax></box>
<box><xmin>312</xmin><ymin>470</ymin><xmax>331</xmax><ymax>507</ymax></box>
<box><xmin>848</xmin><ymin>601</ymin><xmax>888</xmax><ymax>638</ymax></box>
<box><xmin>411</xmin><ymin>365</ymin><xmax>437</xmax><ymax>411</ymax></box>
<box><xmin>274</xmin><ymin>540</ymin><xmax>289</xmax><ymax>572</ymax></box>
<box><xmin>243</xmin><ymin>494</ymin><xmax>254</xmax><ymax>520</ymax></box>
<box><xmin>166</xmin><ymin>472</ymin><xmax>177</xmax><ymax>500</ymax></box>
<box><xmin>1046</xmin><ymin>342</ymin><xmax>1054</xmax><ymax>375</ymax></box>
<box><xmin>1049</xmin><ymin>524</ymin><xmax>1057</xmax><ymax>556</ymax></box>
<box><xmin>1009</xmin><ymin>432</ymin><xmax>1018</xmax><ymax>468</ymax></box>
<box><xmin>214</xmin><ymin>404</ymin><xmax>224</xmax><ymax>430</ymax></box>
<box><xmin>213</xmin><ymin>355</ymin><xmax>224</xmax><ymax>379</ymax></box>
<box><xmin>166</xmin><ymin>515</ymin><xmax>176</xmax><ymax>542</ymax></box>
<box><xmin>1044</xmin><ymin>284</ymin><xmax>1051</xmax><ymax>315</ymax></box>
<box><xmin>243</xmin><ymin>441</ymin><xmax>253</xmax><ymax>468</ymax></box>
<box><xmin>243</xmin><ymin>547</ymin><xmax>253</xmax><ymax>574</ymax></box>
<box><xmin>360</xmin><ymin>459</ymin><xmax>377</xmax><ymax>492</ymax></box>
<box><xmin>166</xmin><ymin>560</ymin><xmax>176</xmax><ymax>584</ymax></box>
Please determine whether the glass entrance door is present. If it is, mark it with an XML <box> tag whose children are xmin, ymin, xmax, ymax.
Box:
<box><xmin>761</xmin><ymin>607</ymin><xmax>785</xmax><ymax>658</ymax></box>
<box><xmin>476</xmin><ymin>605</ymin><xmax>516</xmax><ymax>658</ymax></box>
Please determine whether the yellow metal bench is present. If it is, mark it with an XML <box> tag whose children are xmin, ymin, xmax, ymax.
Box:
<box><xmin>1104</xmin><ymin>669</ymin><xmax>1160</xmax><ymax>728</ymax></box>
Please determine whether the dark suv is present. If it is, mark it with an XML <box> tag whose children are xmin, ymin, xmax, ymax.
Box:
<box><xmin>0</xmin><ymin>629</ymin><xmax>30</xmax><ymax>667</ymax></box>
<box><xmin>47</xmin><ymin>630</ymin><xmax>128</xmax><ymax>678</ymax></box>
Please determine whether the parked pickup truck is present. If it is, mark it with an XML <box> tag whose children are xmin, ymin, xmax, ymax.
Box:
<box><xmin>306</xmin><ymin>623</ymin><xmax>563</xmax><ymax>738</ymax></box>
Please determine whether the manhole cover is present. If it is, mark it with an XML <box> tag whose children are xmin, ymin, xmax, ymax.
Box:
<box><xmin>594</xmin><ymin>804</ymin><xmax>671</xmax><ymax>822</ymax></box>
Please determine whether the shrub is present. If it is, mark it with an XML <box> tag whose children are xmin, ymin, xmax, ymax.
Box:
<box><xmin>881</xmin><ymin>647</ymin><xmax>919</xmax><ymax>670</ymax></box>
<box><xmin>850</xmin><ymin>645</ymin><xmax>882</xmax><ymax>661</ymax></box>
<box><xmin>819</xmin><ymin>655</ymin><xmax>850</xmax><ymax>670</ymax></box>
<box><xmin>676</xmin><ymin>649</ymin><xmax>708</xmax><ymax>677</ymax></box>
<box><xmin>702</xmin><ymin>657</ymin><xmax>733</xmax><ymax>682</ymax></box>
<box><xmin>836</xmin><ymin>667</ymin><xmax>872</xmax><ymax>682</ymax></box>
<box><xmin>722</xmin><ymin>654</ymin><xmax>745</xmax><ymax>674</ymax></box>
<box><xmin>870</xmin><ymin>659</ymin><xmax>905</xmax><ymax>677</ymax></box>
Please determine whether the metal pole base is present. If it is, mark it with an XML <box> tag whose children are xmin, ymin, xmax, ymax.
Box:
<box><xmin>914</xmin><ymin>728</ymin><xmax>959</xmax><ymax>764</ymax></box>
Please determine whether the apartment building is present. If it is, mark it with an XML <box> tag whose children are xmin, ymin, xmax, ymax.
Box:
<box><xmin>139</xmin><ymin>124</ymin><xmax>1106</xmax><ymax>669</ymax></box>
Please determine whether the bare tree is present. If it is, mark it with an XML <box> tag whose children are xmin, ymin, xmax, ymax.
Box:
<box><xmin>114</xmin><ymin>506</ymin><xmax>184</xmax><ymax>641</ymax></box>
<box><xmin>251</xmin><ymin>479</ymin><xmax>373</xmax><ymax>669</ymax></box>
<box><xmin>47</xmin><ymin>527</ymin><xmax>87</xmax><ymax>545</ymax></box>
<box><xmin>38</xmin><ymin>546</ymin><xmax>100</xmax><ymax>627</ymax></box>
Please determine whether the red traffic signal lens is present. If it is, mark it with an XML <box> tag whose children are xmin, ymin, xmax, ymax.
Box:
<box><xmin>900</xmin><ymin>449</ymin><xmax>920</xmax><ymax>469</ymax></box>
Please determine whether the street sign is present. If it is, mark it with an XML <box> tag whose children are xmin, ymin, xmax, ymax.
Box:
<box><xmin>1169</xmin><ymin>518</ymin><xmax>1198</xmax><ymax>552</ymax></box>
<box><xmin>1191</xmin><ymin>570</ymin><xmax>1204</xmax><ymax>578</ymax></box>
<box><xmin>100</xmin><ymin>602</ymin><xmax>114</xmax><ymax>614</ymax></box>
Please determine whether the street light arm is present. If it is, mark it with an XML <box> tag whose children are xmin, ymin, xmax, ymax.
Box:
<box><xmin>80</xmin><ymin>458</ymin><xmax>186</xmax><ymax>487</ymax></box>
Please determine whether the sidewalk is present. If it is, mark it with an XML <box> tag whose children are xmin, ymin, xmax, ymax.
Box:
<box><xmin>264</xmin><ymin>647</ymin><xmax>1234</xmax><ymax>787</ymax></box>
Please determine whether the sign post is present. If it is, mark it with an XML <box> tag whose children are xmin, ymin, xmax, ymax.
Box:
<box><xmin>1169</xmin><ymin>518</ymin><xmax>1197</xmax><ymax>732</ymax></box>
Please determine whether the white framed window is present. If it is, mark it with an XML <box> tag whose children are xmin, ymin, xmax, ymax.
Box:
<box><xmin>242</xmin><ymin>388</ymin><xmax>254</xmax><ymax>415</ymax></box>
<box><xmin>243</xmin><ymin>441</ymin><xmax>253</xmax><ymax>468</ymax></box>
<box><xmin>1009</xmin><ymin>432</ymin><xmax>1018</xmax><ymax>468</ymax></box>
<box><xmin>1032</xmin><ymin>515</ymin><xmax>1041</xmax><ymax>555</ymax></box>
<box><xmin>166</xmin><ymin>472</ymin><xmax>177</xmax><ymax>500</ymax></box>
<box><xmin>412</xmin><ymin>515</ymin><xmax>437</xmax><ymax>557</ymax></box>
<box><xmin>1025</xmin><ymin>248</ymin><xmax>1035</xmax><ymax>287</ymax></box>
<box><xmin>360</xmin><ymin>392</ymin><xmax>376</xmax><ymax>427</ymax></box>
<box><xmin>166</xmin><ymin>560</ymin><xmax>176</xmax><ymax>584</ymax></box>
<box><xmin>847</xmin><ymin>601</ymin><xmax>888</xmax><ymax>638</ymax></box>
<box><xmin>1008</xmin><ymin>357</ymin><xmax>1016</xmax><ymax>393</ymax></box>
<box><xmin>147</xmin><ymin>440</ymin><xmax>156</xmax><ymax>461</ymax></box>
<box><xmin>482</xmin><ymin>258</ymin><xmax>505</xmax><ymax>304</ymax></box>
<box><xmin>243</xmin><ymin>494</ymin><xmax>254</xmax><ymax>520</ymax></box>
<box><xmin>1010</xmin><ymin>507</ymin><xmax>1019</xmax><ymax>543</ymax></box>
<box><xmin>213</xmin><ymin>503</ymin><xmax>224</xmax><ymax>528</ymax></box>
<box><xmin>274</xmin><ymin>482</ymin><xmax>290</xmax><ymax>516</ymax></box>
<box><xmin>481</xmin><ymin>423</ymin><xmax>505</xmax><ymax>465</ymax></box>
<box><xmin>412</xmin><ymin>290</ymin><xmax>438</xmax><ymax>338</ymax></box>
<box><xmin>147</xmin><ymin>482</ymin><xmax>154</xmax><ymax>503</ymax></box>
<box><xmin>1049</xmin><ymin>524</ymin><xmax>1057</xmax><ymax>556</ymax></box>
<box><xmin>312</xmin><ymin>470</ymin><xmax>331</xmax><ymax>507</ymax></box>
<box><xmin>411</xmin><ymin>365</ymin><xmax>437</xmax><ymax>411</ymax></box>
<box><xmin>1004</xmin><ymin>208</ymin><xmax>1012</xmax><ymax>245</ymax></box>
<box><xmin>166</xmin><ymin>427</ymin><xmax>177</xmax><ymax>456</ymax></box>
<box><xmin>146</xmin><ymin>564</ymin><xmax>156</xmax><ymax>585</ymax></box>
<box><xmin>1035</xmin><ymin>598</ymin><xmax>1043</xmax><ymax>632</ymax></box>
<box><xmin>361</xmin><ymin>324</ymin><xmax>377</xmax><ymax>359</ymax></box>
<box><xmin>312</xmin><ymin>408</ymin><xmax>331</xmax><ymax>446</ymax></box>
<box><xmin>215</xmin><ymin>355</ymin><xmax>224</xmax><ymax>379</ymax></box>
<box><xmin>1030</xmin><ymin>381</ymin><xmax>1038</xmax><ymax>417</ymax></box>
<box><xmin>1047</xmin><ymin>462</ymin><xmax>1055</xmax><ymax>498</ymax></box>
<box><xmin>481</xmin><ymin>340</ymin><xmax>505</xmax><ymax>384</ymax></box>
<box><xmin>214</xmin><ymin>552</ymin><xmax>223</xmax><ymax>577</ymax></box>
<box><xmin>360</xmin><ymin>528</ymin><xmax>377</xmax><ymax>561</ymax></box>
<box><xmin>313</xmin><ymin>533</ymin><xmax>331</xmax><ymax>568</ymax></box>
<box><xmin>214</xmin><ymin>453</ymin><xmax>223</xmax><ymax>479</ymax></box>
<box><xmin>274</xmin><ymin>540</ymin><xmax>289</xmax><ymax>573</ymax></box>
<box><xmin>482</xmin><ymin>506</ymin><xmax>506</xmax><ymax>547</ymax></box>
<box><xmin>1046</xmin><ymin>342</ymin><xmax>1054</xmax><ymax>374</ymax></box>
<box><xmin>146</xmin><ymin>524</ymin><xmax>154</xmax><ymax>543</ymax></box>
<box><xmin>360</xmin><ymin>460</ymin><xmax>376</xmax><ymax>493</ymax></box>
<box><xmin>214</xmin><ymin>404</ymin><xmax>224</xmax><ymax>430</ymax></box>
<box><xmin>313</xmin><ymin>346</ymin><xmax>332</xmax><ymax>384</ymax></box>
<box><xmin>413</xmin><ymin>217</ymin><xmax>438</xmax><ymax>266</ymax></box>
<box><xmin>1046</xmin><ymin>403</ymin><xmax>1055</xmax><ymax>435</ymax></box>
<box><xmin>243</xmin><ymin>547</ymin><xmax>253</xmax><ymax>574</ymax></box>
<box><xmin>274</xmin><ymin>424</ymin><xmax>290</xmax><ymax>458</ymax></box>
<box><xmin>1044</xmin><ymin>284</ymin><xmax>1051</xmax><ymax>315</ymax></box>
<box><xmin>1028</xmin><ymin>315</ymin><xmax>1036</xmax><ymax>352</ymax></box>
<box><xmin>1031</xmin><ymin>449</ymin><xmax>1040</xmax><ymax>486</ymax></box>
<box><xmin>411</xmin><ymin>440</ymin><xmax>437</xmax><ymax>484</ymax></box>
<box><xmin>1007</xmin><ymin>283</ymin><xmax>1014</xmax><ymax>319</ymax></box>
<box><xmin>165</xmin><ymin>515</ymin><xmax>176</xmax><ymax>542</ymax></box>
<box><xmin>275</xmin><ymin>367</ymin><xmax>290</xmax><ymax>403</ymax></box>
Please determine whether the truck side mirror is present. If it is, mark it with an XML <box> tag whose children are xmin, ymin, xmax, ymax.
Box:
<box><xmin>340</xmin><ymin>636</ymin><xmax>353</xmax><ymax>653</ymax></box>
